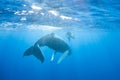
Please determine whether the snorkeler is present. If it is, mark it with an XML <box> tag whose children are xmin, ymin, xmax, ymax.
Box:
<box><xmin>66</xmin><ymin>31</ymin><xmax>74</xmax><ymax>42</ymax></box>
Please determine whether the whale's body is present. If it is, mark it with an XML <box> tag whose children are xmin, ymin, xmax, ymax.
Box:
<box><xmin>24</xmin><ymin>33</ymin><xmax>71</xmax><ymax>63</ymax></box>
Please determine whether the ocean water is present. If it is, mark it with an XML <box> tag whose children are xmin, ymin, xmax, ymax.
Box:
<box><xmin>0</xmin><ymin>0</ymin><xmax>120</xmax><ymax>80</ymax></box>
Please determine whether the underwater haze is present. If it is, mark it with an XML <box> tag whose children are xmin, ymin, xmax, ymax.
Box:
<box><xmin>0</xmin><ymin>0</ymin><xmax>120</xmax><ymax>80</ymax></box>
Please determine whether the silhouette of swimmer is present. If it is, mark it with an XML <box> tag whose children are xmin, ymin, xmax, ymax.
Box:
<box><xmin>66</xmin><ymin>31</ymin><xmax>74</xmax><ymax>42</ymax></box>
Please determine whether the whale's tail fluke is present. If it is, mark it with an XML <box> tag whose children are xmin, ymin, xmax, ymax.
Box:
<box><xmin>24</xmin><ymin>45</ymin><xmax>44</xmax><ymax>63</ymax></box>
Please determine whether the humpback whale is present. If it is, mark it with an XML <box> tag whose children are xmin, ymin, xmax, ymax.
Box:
<box><xmin>24</xmin><ymin>33</ymin><xmax>71</xmax><ymax>64</ymax></box>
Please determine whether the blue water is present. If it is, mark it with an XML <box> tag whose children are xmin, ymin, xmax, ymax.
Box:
<box><xmin>0</xmin><ymin>0</ymin><xmax>120</xmax><ymax>80</ymax></box>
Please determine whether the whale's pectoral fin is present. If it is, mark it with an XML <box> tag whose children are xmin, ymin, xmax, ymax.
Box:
<box><xmin>51</xmin><ymin>51</ymin><xmax>57</xmax><ymax>61</ymax></box>
<box><xmin>57</xmin><ymin>50</ymin><xmax>69</xmax><ymax>64</ymax></box>
<box><xmin>24</xmin><ymin>45</ymin><xmax>44</xmax><ymax>63</ymax></box>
